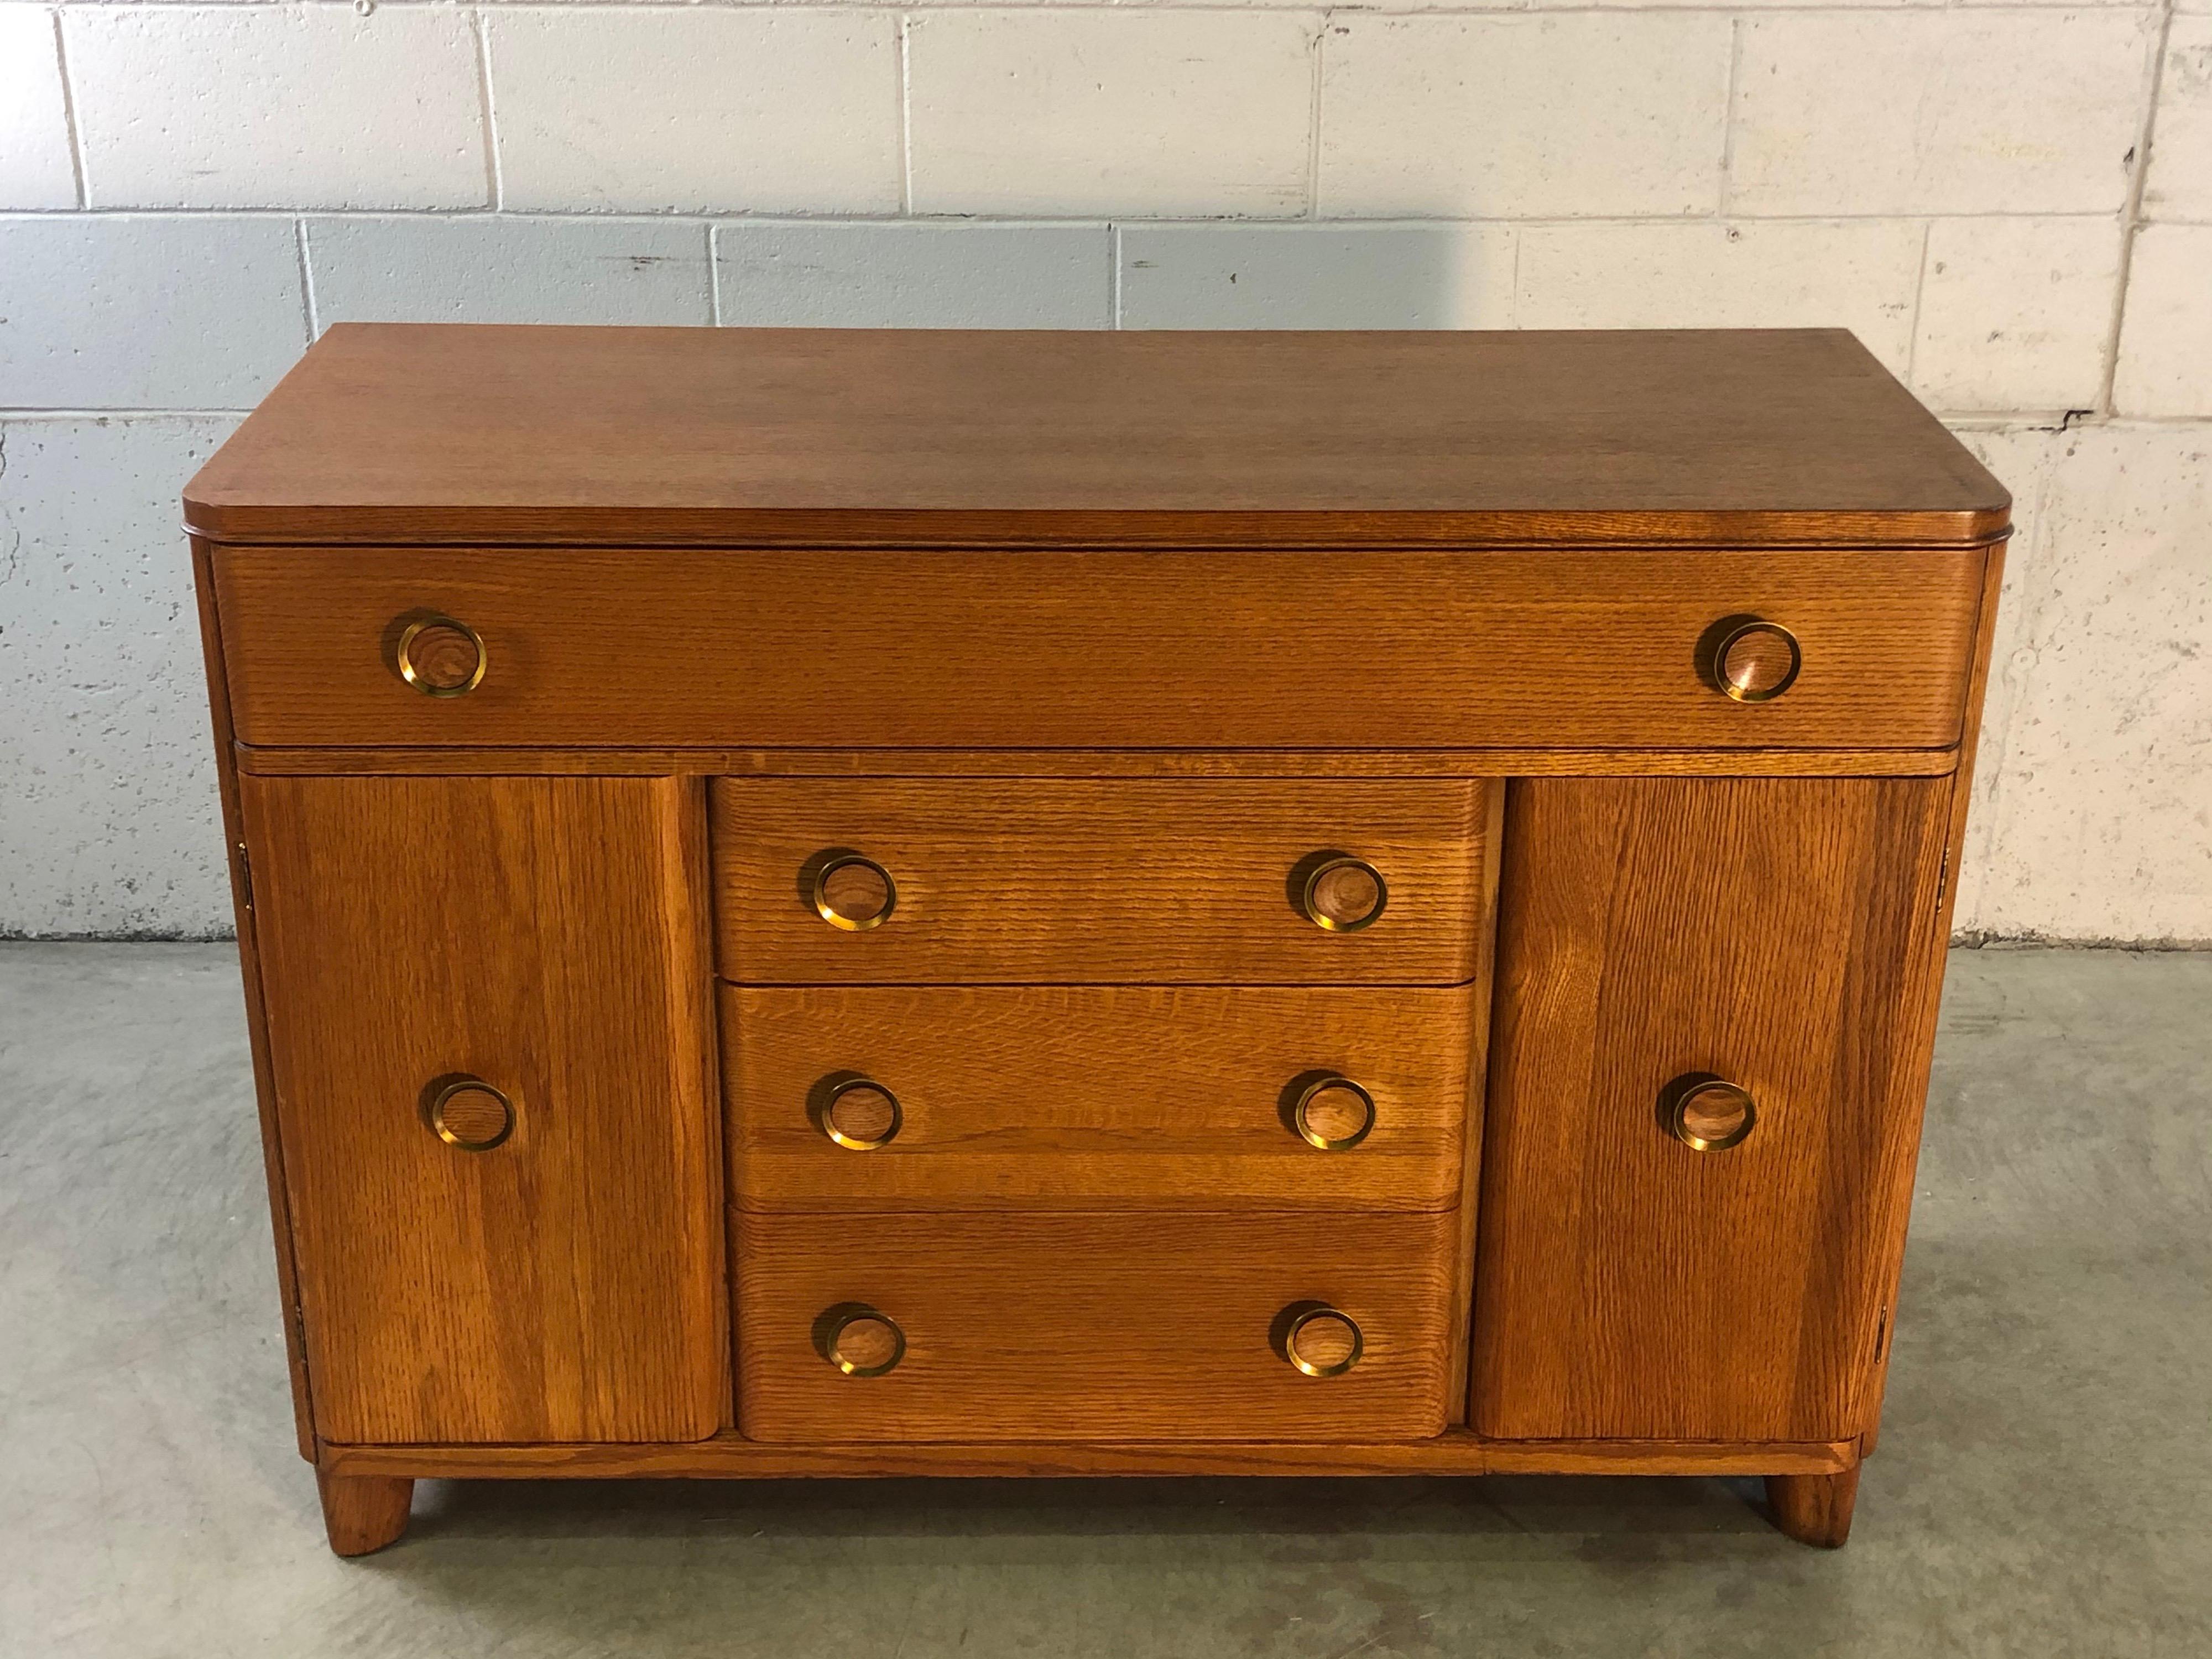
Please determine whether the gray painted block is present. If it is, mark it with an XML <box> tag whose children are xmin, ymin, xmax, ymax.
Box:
<box><xmin>306</xmin><ymin>216</ymin><xmax>713</xmax><ymax>330</ymax></box>
<box><xmin>0</xmin><ymin>416</ymin><xmax>237</xmax><ymax>936</ymax></box>
<box><xmin>0</xmin><ymin>216</ymin><xmax>305</xmax><ymax>409</ymax></box>
<box><xmin>1117</xmin><ymin>223</ymin><xmax>1509</xmax><ymax>330</ymax></box>
<box><xmin>0</xmin><ymin>7</ymin><xmax>77</xmax><ymax>210</ymax></box>
<box><xmin>64</xmin><ymin>7</ymin><xmax>486</xmax><ymax>212</ymax></box>
<box><xmin>715</xmin><ymin>222</ymin><xmax>1110</xmax><ymax>328</ymax></box>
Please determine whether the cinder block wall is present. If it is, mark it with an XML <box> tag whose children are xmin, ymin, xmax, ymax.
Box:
<box><xmin>2</xmin><ymin>1</ymin><xmax>2206</xmax><ymax>942</ymax></box>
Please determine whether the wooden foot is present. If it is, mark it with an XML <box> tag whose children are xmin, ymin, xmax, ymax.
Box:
<box><xmin>1765</xmin><ymin>1464</ymin><xmax>1861</xmax><ymax>1549</ymax></box>
<box><xmin>316</xmin><ymin>1470</ymin><xmax>414</xmax><ymax>1557</ymax></box>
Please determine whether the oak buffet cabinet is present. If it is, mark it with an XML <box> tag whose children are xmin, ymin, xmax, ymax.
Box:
<box><xmin>184</xmin><ymin>325</ymin><xmax>2007</xmax><ymax>1556</ymax></box>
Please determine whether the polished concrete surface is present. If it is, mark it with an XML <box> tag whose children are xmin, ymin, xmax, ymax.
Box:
<box><xmin>2</xmin><ymin>943</ymin><xmax>2206</xmax><ymax>1657</ymax></box>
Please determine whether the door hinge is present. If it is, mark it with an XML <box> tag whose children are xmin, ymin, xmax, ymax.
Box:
<box><xmin>235</xmin><ymin>842</ymin><xmax>254</xmax><ymax>913</ymax></box>
<box><xmin>1875</xmin><ymin>1305</ymin><xmax>1890</xmax><ymax>1362</ymax></box>
<box><xmin>1936</xmin><ymin>847</ymin><xmax>1949</xmax><ymax>907</ymax></box>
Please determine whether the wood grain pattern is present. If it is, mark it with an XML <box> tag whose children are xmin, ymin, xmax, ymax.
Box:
<box><xmin>734</xmin><ymin>1209</ymin><xmax>1460</xmax><ymax>1442</ymax></box>
<box><xmin>320</xmin><ymin>1432</ymin><xmax>1857</xmax><ymax>1481</ymax></box>
<box><xmin>710</xmin><ymin>778</ymin><xmax>1491</xmax><ymax>985</ymax></box>
<box><xmin>1469</xmin><ymin>775</ymin><xmax>1950</xmax><ymax>1443</ymax></box>
<box><xmin>209</xmin><ymin>546</ymin><xmax>1988</xmax><ymax>750</ymax></box>
<box><xmin>232</xmin><ymin>743</ymin><xmax>1965</xmax><ymax>780</ymax></box>
<box><xmin>723</xmin><ymin>984</ymin><xmax>1474</xmax><ymax>1210</ymax></box>
<box><xmin>238</xmin><ymin>774</ymin><xmax>727</xmax><ymax>1444</ymax></box>
<box><xmin>181</xmin><ymin>326</ymin><xmax>2006</xmax><ymax>547</ymax></box>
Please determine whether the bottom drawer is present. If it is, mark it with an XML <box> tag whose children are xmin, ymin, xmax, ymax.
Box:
<box><xmin>735</xmin><ymin>1209</ymin><xmax>1460</xmax><ymax>1443</ymax></box>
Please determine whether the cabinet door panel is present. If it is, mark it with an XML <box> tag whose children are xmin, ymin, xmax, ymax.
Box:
<box><xmin>1470</xmin><ymin>776</ymin><xmax>1949</xmax><ymax>1442</ymax></box>
<box><xmin>240</xmin><ymin>775</ymin><xmax>724</xmax><ymax>1444</ymax></box>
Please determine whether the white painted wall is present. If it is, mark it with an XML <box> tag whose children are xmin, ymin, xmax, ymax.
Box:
<box><xmin>1</xmin><ymin>0</ymin><xmax>2206</xmax><ymax>941</ymax></box>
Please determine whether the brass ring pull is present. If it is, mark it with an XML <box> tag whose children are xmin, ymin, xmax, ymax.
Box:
<box><xmin>1291</xmin><ymin>1074</ymin><xmax>1375</xmax><ymax>1151</ymax></box>
<box><xmin>815</xmin><ymin>1075</ymin><xmax>902</xmax><ymax>1150</ymax></box>
<box><xmin>1660</xmin><ymin>1072</ymin><xmax>1758</xmax><ymax>1152</ymax></box>
<box><xmin>394</xmin><ymin>614</ymin><xmax>487</xmax><ymax>698</ymax></box>
<box><xmin>1279</xmin><ymin>1302</ymin><xmax>1364</xmax><ymax>1378</ymax></box>
<box><xmin>810</xmin><ymin>851</ymin><xmax>897</xmax><ymax>931</ymax></box>
<box><xmin>421</xmin><ymin>1075</ymin><xmax>514</xmax><ymax>1152</ymax></box>
<box><xmin>1707</xmin><ymin>617</ymin><xmax>1802</xmax><ymax>703</ymax></box>
<box><xmin>1297</xmin><ymin>854</ymin><xmax>1387</xmax><ymax>932</ymax></box>
<box><xmin>815</xmin><ymin>1303</ymin><xmax>905</xmax><ymax>1378</ymax></box>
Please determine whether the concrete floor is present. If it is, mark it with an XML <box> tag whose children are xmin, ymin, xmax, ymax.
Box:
<box><xmin>1</xmin><ymin>944</ymin><xmax>2206</xmax><ymax>1657</ymax></box>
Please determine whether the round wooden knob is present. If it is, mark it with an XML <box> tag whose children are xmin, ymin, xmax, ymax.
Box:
<box><xmin>817</xmin><ymin>1304</ymin><xmax>905</xmax><ymax>1377</ymax></box>
<box><xmin>1712</xmin><ymin>619</ymin><xmax>1801</xmax><ymax>702</ymax></box>
<box><xmin>393</xmin><ymin>615</ymin><xmax>487</xmax><ymax>697</ymax></box>
<box><xmin>817</xmin><ymin>1077</ymin><xmax>901</xmax><ymax>1150</ymax></box>
<box><xmin>1299</xmin><ymin>855</ymin><xmax>1387</xmax><ymax>932</ymax></box>
<box><xmin>422</xmin><ymin>1076</ymin><xmax>513</xmax><ymax>1152</ymax></box>
<box><xmin>1660</xmin><ymin>1072</ymin><xmax>1758</xmax><ymax>1152</ymax></box>
<box><xmin>1281</xmin><ymin>1304</ymin><xmax>1364</xmax><ymax>1378</ymax></box>
<box><xmin>1292</xmin><ymin>1075</ymin><xmax>1375</xmax><ymax>1150</ymax></box>
<box><xmin>812</xmin><ymin>852</ymin><xmax>896</xmax><ymax>931</ymax></box>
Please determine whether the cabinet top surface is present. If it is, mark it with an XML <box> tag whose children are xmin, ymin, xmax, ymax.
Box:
<box><xmin>184</xmin><ymin>324</ymin><xmax>2008</xmax><ymax>549</ymax></box>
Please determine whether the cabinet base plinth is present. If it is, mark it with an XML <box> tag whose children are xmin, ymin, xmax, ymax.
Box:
<box><xmin>311</xmin><ymin>1434</ymin><xmax>1867</xmax><ymax>1555</ymax></box>
<box><xmin>320</xmin><ymin>1430</ymin><xmax>1856</xmax><ymax>1483</ymax></box>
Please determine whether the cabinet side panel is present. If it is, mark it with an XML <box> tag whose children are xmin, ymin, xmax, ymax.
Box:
<box><xmin>1470</xmin><ymin>775</ymin><xmax>1949</xmax><ymax>1442</ymax></box>
<box><xmin>239</xmin><ymin>774</ymin><xmax>726</xmax><ymax>1444</ymax></box>
<box><xmin>189</xmin><ymin>537</ymin><xmax>317</xmax><ymax>1459</ymax></box>
<box><xmin>1858</xmin><ymin>541</ymin><xmax>2006</xmax><ymax>1452</ymax></box>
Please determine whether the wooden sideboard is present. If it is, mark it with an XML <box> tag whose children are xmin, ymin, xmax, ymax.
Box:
<box><xmin>184</xmin><ymin>325</ymin><xmax>2007</xmax><ymax>1556</ymax></box>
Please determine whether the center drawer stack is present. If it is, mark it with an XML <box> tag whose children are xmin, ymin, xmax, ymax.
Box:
<box><xmin>712</xmin><ymin>776</ymin><xmax>1498</xmax><ymax>1442</ymax></box>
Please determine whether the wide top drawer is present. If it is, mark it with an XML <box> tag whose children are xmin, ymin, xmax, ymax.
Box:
<box><xmin>210</xmin><ymin>545</ymin><xmax>1987</xmax><ymax>751</ymax></box>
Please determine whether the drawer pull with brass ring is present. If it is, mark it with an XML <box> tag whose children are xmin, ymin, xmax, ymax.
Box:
<box><xmin>421</xmin><ymin>1075</ymin><xmax>514</xmax><ymax>1152</ymax></box>
<box><xmin>392</xmin><ymin>614</ymin><xmax>487</xmax><ymax>698</ymax></box>
<box><xmin>1660</xmin><ymin>1072</ymin><xmax>1758</xmax><ymax>1152</ymax></box>
<box><xmin>1297</xmin><ymin>854</ymin><xmax>1387</xmax><ymax>932</ymax></box>
<box><xmin>1705</xmin><ymin>617</ymin><xmax>1802</xmax><ymax>703</ymax></box>
<box><xmin>815</xmin><ymin>1304</ymin><xmax>906</xmax><ymax>1377</ymax></box>
<box><xmin>1279</xmin><ymin>1303</ymin><xmax>1364</xmax><ymax>1378</ymax></box>
<box><xmin>814</xmin><ymin>1075</ymin><xmax>902</xmax><ymax>1150</ymax></box>
<box><xmin>809</xmin><ymin>851</ymin><xmax>897</xmax><ymax>931</ymax></box>
<box><xmin>1291</xmin><ymin>1074</ymin><xmax>1375</xmax><ymax>1151</ymax></box>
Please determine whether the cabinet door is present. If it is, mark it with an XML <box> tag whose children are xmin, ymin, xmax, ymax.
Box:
<box><xmin>239</xmin><ymin>775</ymin><xmax>724</xmax><ymax>1444</ymax></box>
<box><xmin>1470</xmin><ymin>776</ymin><xmax>1950</xmax><ymax>1443</ymax></box>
